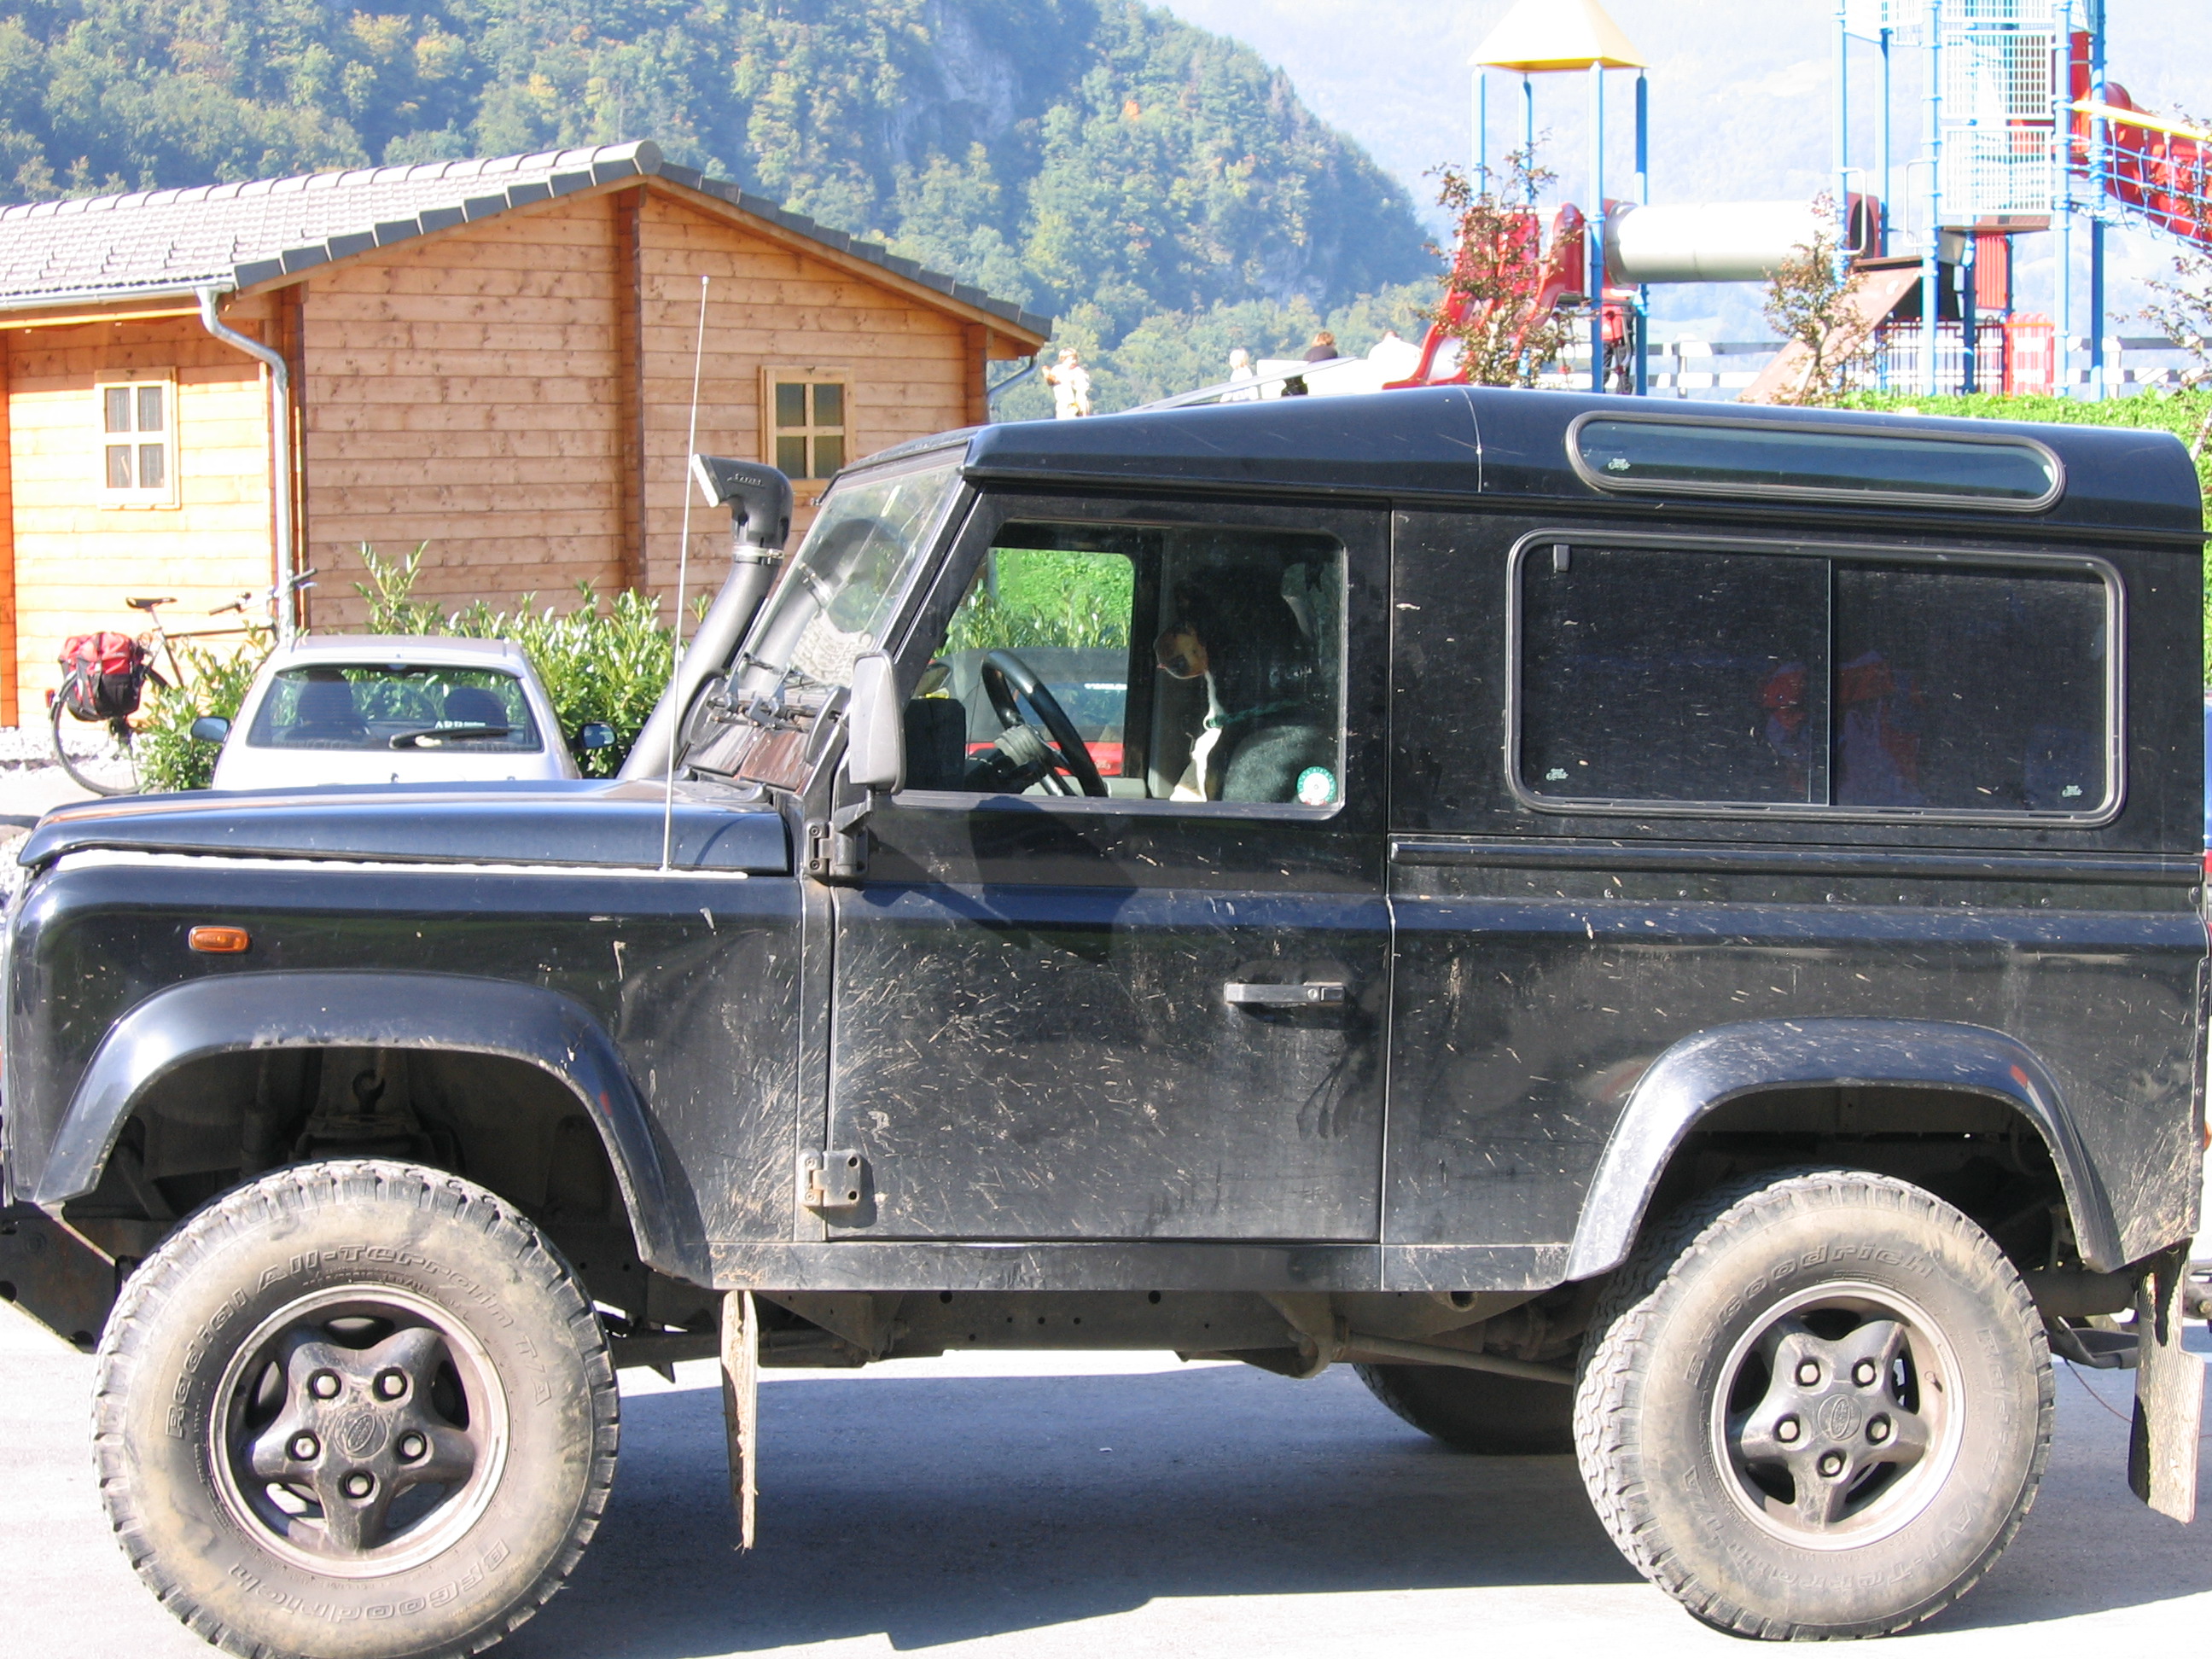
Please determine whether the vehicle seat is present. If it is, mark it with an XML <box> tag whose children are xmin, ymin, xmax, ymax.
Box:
<box><xmin>442</xmin><ymin>686</ymin><xmax>508</xmax><ymax>728</ymax></box>
<box><xmin>291</xmin><ymin>677</ymin><xmax>364</xmax><ymax>741</ymax></box>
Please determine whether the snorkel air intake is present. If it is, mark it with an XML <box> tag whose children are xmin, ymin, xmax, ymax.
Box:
<box><xmin>620</xmin><ymin>457</ymin><xmax>794</xmax><ymax>781</ymax></box>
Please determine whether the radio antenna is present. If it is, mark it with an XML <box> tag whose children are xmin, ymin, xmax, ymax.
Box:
<box><xmin>661</xmin><ymin>274</ymin><xmax>711</xmax><ymax>872</ymax></box>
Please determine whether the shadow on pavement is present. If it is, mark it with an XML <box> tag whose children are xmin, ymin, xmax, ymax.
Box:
<box><xmin>504</xmin><ymin>1353</ymin><xmax>2210</xmax><ymax>1656</ymax></box>
<box><xmin>512</xmin><ymin>1365</ymin><xmax>1628</xmax><ymax>1656</ymax></box>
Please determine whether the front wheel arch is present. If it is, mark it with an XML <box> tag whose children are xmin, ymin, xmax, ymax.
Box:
<box><xmin>34</xmin><ymin>971</ymin><xmax>708</xmax><ymax>1284</ymax></box>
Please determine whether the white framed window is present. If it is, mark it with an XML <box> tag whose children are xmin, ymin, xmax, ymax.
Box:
<box><xmin>97</xmin><ymin>374</ymin><xmax>178</xmax><ymax>508</ymax></box>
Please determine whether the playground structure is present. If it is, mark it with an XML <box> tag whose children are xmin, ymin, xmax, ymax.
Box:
<box><xmin>1371</xmin><ymin>0</ymin><xmax>2211</xmax><ymax>403</ymax></box>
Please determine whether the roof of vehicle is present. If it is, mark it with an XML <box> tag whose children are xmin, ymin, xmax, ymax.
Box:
<box><xmin>950</xmin><ymin>386</ymin><xmax>2205</xmax><ymax>539</ymax></box>
<box><xmin>278</xmin><ymin>635</ymin><xmax>536</xmax><ymax>669</ymax></box>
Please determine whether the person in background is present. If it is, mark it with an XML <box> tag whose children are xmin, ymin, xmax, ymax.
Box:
<box><xmin>1304</xmin><ymin>330</ymin><xmax>1339</xmax><ymax>364</ymax></box>
<box><xmin>1044</xmin><ymin>347</ymin><xmax>1093</xmax><ymax>419</ymax></box>
<box><xmin>1225</xmin><ymin>347</ymin><xmax>1261</xmax><ymax>401</ymax></box>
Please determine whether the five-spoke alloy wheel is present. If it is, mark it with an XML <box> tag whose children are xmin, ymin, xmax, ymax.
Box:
<box><xmin>94</xmin><ymin>1161</ymin><xmax>618</xmax><ymax>1659</ymax></box>
<box><xmin>1575</xmin><ymin>1168</ymin><xmax>2052</xmax><ymax>1639</ymax></box>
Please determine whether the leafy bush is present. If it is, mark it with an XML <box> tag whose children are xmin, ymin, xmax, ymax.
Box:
<box><xmin>355</xmin><ymin>546</ymin><xmax>675</xmax><ymax>777</ymax></box>
<box><xmin>136</xmin><ymin>632</ymin><xmax>271</xmax><ymax>792</ymax></box>
<box><xmin>943</xmin><ymin>547</ymin><xmax>1132</xmax><ymax>654</ymax></box>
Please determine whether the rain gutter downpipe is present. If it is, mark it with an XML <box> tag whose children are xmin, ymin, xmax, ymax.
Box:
<box><xmin>196</xmin><ymin>286</ymin><xmax>297</xmax><ymax>642</ymax></box>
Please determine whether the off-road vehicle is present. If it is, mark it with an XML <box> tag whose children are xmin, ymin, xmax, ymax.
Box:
<box><xmin>2</xmin><ymin>389</ymin><xmax>2205</xmax><ymax>1655</ymax></box>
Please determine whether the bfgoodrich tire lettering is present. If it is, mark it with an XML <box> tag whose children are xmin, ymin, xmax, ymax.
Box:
<box><xmin>93</xmin><ymin>1161</ymin><xmax>619</xmax><ymax>1659</ymax></box>
<box><xmin>1573</xmin><ymin>1168</ymin><xmax>2052</xmax><ymax>1639</ymax></box>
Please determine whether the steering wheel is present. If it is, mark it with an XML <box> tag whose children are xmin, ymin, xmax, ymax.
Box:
<box><xmin>978</xmin><ymin>649</ymin><xmax>1107</xmax><ymax>797</ymax></box>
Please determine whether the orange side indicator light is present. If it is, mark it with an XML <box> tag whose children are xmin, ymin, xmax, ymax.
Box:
<box><xmin>188</xmin><ymin>926</ymin><xmax>251</xmax><ymax>955</ymax></box>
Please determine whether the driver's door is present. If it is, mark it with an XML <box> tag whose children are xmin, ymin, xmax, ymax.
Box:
<box><xmin>819</xmin><ymin>492</ymin><xmax>1391</xmax><ymax>1243</ymax></box>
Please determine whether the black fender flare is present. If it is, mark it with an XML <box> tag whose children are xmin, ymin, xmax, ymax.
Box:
<box><xmin>1563</xmin><ymin>1017</ymin><xmax>2122</xmax><ymax>1279</ymax></box>
<box><xmin>30</xmin><ymin>970</ymin><xmax>707</xmax><ymax>1282</ymax></box>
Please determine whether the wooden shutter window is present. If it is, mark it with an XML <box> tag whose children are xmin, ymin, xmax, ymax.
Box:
<box><xmin>762</xmin><ymin>370</ymin><xmax>853</xmax><ymax>484</ymax></box>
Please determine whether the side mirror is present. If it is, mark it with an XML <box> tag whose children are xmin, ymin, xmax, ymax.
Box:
<box><xmin>189</xmin><ymin>715</ymin><xmax>231</xmax><ymax>744</ymax></box>
<box><xmin>578</xmin><ymin>722</ymin><xmax>615</xmax><ymax>751</ymax></box>
<box><xmin>844</xmin><ymin>653</ymin><xmax>905</xmax><ymax>795</ymax></box>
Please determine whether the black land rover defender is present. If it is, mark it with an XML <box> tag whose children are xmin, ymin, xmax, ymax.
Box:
<box><xmin>1</xmin><ymin>388</ymin><xmax>2204</xmax><ymax>1655</ymax></box>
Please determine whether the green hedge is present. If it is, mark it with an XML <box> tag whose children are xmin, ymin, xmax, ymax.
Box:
<box><xmin>136</xmin><ymin>546</ymin><xmax>683</xmax><ymax>791</ymax></box>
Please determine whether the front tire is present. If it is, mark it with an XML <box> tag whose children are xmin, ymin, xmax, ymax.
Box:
<box><xmin>94</xmin><ymin>1161</ymin><xmax>619</xmax><ymax>1659</ymax></box>
<box><xmin>1574</xmin><ymin>1168</ymin><xmax>2052</xmax><ymax>1639</ymax></box>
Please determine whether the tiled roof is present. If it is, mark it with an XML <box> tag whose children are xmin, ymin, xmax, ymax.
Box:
<box><xmin>0</xmin><ymin>138</ymin><xmax>1053</xmax><ymax>337</ymax></box>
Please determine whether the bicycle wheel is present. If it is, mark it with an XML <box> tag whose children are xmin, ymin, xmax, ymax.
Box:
<box><xmin>50</xmin><ymin>696</ymin><xmax>141</xmax><ymax>795</ymax></box>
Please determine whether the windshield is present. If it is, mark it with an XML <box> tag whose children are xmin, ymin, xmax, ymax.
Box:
<box><xmin>247</xmin><ymin>665</ymin><xmax>544</xmax><ymax>753</ymax></box>
<box><xmin>733</xmin><ymin>457</ymin><xmax>963</xmax><ymax>706</ymax></box>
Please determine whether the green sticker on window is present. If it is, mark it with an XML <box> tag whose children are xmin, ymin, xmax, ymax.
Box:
<box><xmin>1295</xmin><ymin>766</ymin><xmax>1337</xmax><ymax>806</ymax></box>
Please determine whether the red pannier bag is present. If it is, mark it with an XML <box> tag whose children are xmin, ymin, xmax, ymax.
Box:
<box><xmin>57</xmin><ymin>632</ymin><xmax>158</xmax><ymax>721</ymax></box>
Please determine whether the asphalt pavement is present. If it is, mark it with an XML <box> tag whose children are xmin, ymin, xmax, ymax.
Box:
<box><xmin>4</xmin><ymin>1306</ymin><xmax>2208</xmax><ymax>1659</ymax></box>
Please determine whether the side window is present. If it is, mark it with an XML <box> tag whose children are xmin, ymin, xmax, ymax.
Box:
<box><xmin>1515</xmin><ymin>539</ymin><xmax>2113</xmax><ymax>819</ymax></box>
<box><xmin>99</xmin><ymin>375</ymin><xmax>178</xmax><ymax>508</ymax></box>
<box><xmin>1519</xmin><ymin>547</ymin><xmax>1828</xmax><ymax>805</ymax></box>
<box><xmin>763</xmin><ymin>369</ymin><xmax>850</xmax><ymax>486</ymax></box>
<box><xmin>905</xmin><ymin>520</ymin><xmax>1346</xmax><ymax>808</ymax></box>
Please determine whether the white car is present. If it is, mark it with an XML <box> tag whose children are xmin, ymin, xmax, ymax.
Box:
<box><xmin>195</xmin><ymin>636</ymin><xmax>606</xmax><ymax>790</ymax></box>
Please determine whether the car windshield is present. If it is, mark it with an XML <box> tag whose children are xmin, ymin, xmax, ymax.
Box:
<box><xmin>731</xmin><ymin>456</ymin><xmax>964</xmax><ymax>707</ymax></box>
<box><xmin>246</xmin><ymin>665</ymin><xmax>544</xmax><ymax>753</ymax></box>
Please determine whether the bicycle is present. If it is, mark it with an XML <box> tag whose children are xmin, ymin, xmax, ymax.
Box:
<box><xmin>49</xmin><ymin>573</ymin><xmax>316</xmax><ymax>795</ymax></box>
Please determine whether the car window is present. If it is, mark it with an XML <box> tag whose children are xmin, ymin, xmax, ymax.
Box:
<box><xmin>905</xmin><ymin>520</ymin><xmax>1346</xmax><ymax>808</ymax></box>
<box><xmin>1515</xmin><ymin>540</ymin><xmax>2112</xmax><ymax>818</ymax></box>
<box><xmin>247</xmin><ymin>666</ymin><xmax>544</xmax><ymax>753</ymax></box>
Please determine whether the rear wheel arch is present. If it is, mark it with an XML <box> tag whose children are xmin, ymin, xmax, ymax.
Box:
<box><xmin>1563</xmin><ymin>1018</ymin><xmax>2122</xmax><ymax>1282</ymax></box>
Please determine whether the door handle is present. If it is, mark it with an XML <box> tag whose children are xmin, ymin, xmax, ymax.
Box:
<box><xmin>1224</xmin><ymin>981</ymin><xmax>1349</xmax><ymax>1007</ymax></box>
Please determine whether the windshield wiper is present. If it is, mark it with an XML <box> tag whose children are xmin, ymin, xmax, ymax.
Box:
<box><xmin>387</xmin><ymin>724</ymin><xmax>509</xmax><ymax>749</ymax></box>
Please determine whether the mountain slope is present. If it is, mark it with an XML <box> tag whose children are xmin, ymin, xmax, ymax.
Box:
<box><xmin>0</xmin><ymin>0</ymin><xmax>1433</xmax><ymax>335</ymax></box>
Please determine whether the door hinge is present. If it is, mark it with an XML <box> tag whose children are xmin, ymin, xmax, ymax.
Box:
<box><xmin>799</xmin><ymin>1148</ymin><xmax>867</xmax><ymax>1213</ymax></box>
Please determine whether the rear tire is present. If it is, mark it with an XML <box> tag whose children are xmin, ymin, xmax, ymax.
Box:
<box><xmin>93</xmin><ymin>1161</ymin><xmax>619</xmax><ymax>1659</ymax></box>
<box><xmin>1355</xmin><ymin>1362</ymin><xmax>1575</xmax><ymax>1454</ymax></box>
<box><xmin>50</xmin><ymin>696</ymin><xmax>138</xmax><ymax>795</ymax></box>
<box><xmin>1574</xmin><ymin>1167</ymin><xmax>2051</xmax><ymax>1639</ymax></box>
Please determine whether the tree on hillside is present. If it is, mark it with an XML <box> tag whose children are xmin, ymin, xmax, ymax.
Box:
<box><xmin>0</xmin><ymin>0</ymin><xmax>1432</xmax><ymax>352</ymax></box>
<box><xmin>1426</xmin><ymin>151</ymin><xmax>1578</xmax><ymax>389</ymax></box>
<box><xmin>1759</xmin><ymin>195</ymin><xmax>1882</xmax><ymax>407</ymax></box>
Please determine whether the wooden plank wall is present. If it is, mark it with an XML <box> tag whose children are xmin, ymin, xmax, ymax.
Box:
<box><xmin>632</xmin><ymin>189</ymin><xmax>974</xmax><ymax>605</ymax></box>
<box><xmin>287</xmin><ymin>179</ymin><xmax>984</xmax><ymax>632</ymax></box>
<box><xmin>6</xmin><ymin>315</ymin><xmax>273</xmax><ymax>723</ymax></box>
<box><xmin>299</xmin><ymin>201</ymin><xmax>630</xmax><ymax>629</ymax></box>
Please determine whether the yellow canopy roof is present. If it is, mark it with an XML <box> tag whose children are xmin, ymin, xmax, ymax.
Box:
<box><xmin>1472</xmin><ymin>0</ymin><xmax>1648</xmax><ymax>72</ymax></box>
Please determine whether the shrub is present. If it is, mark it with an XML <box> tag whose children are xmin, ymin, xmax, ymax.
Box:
<box><xmin>135</xmin><ymin>631</ymin><xmax>271</xmax><ymax>792</ymax></box>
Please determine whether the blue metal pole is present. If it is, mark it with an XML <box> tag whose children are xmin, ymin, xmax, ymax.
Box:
<box><xmin>1635</xmin><ymin>70</ymin><xmax>1650</xmax><ymax>396</ymax></box>
<box><xmin>2087</xmin><ymin>5</ymin><xmax>2106</xmax><ymax>399</ymax></box>
<box><xmin>1878</xmin><ymin>29</ymin><xmax>1891</xmax><ymax>253</ymax></box>
<box><xmin>2054</xmin><ymin>0</ymin><xmax>2074</xmax><ymax>397</ymax></box>
<box><xmin>1522</xmin><ymin>73</ymin><xmax>1535</xmax><ymax>182</ymax></box>
<box><xmin>1590</xmin><ymin>61</ymin><xmax>1606</xmax><ymax>393</ymax></box>
<box><xmin>1476</xmin><ymin>68</ymin><xmax>1488</xmax><ymax>181</ymax></box>
<box><xmin>1836</xmin><ymin>3</ymin><xmax>1851</xmax><ymax>272</ymax></box>
<box><xmin>1921</xmin><ymin>0</ymin><xmax>1941</xmax><ymax>396</ymax></box>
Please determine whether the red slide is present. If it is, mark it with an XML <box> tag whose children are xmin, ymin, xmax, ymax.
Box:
<box><xmin>2069</xmin><ymin>32</ymin><xmax>2210</xmax><ymax>248</ymax></box>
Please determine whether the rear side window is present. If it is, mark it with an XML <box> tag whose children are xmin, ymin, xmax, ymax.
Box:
<box><xmin>1514</xmin><ymin>540</ymin><xmax>2114</xmax><ymax>820</ymax></box>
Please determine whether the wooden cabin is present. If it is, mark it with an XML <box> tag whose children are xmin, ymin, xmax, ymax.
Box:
<box><xmin>0</xmin><ymin>141</ymin><xmax>1051</xmax><ymax>725</ymax></box>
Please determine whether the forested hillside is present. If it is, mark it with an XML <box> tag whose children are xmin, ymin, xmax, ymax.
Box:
<box><xmin>0</xmin><ymin>0</ymin><xmax>1435</xmax><ymax>405</ymax></box>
